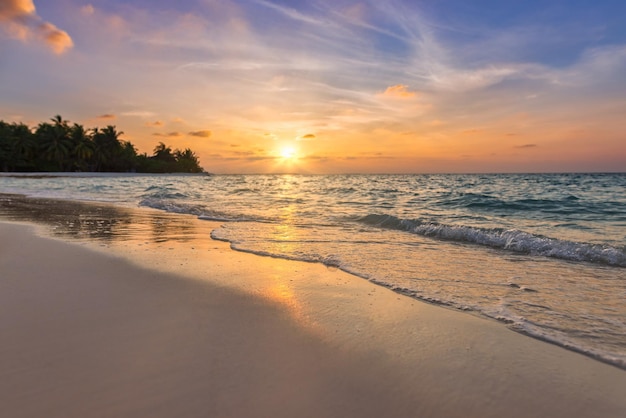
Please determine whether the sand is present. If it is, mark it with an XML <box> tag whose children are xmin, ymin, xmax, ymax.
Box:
<box><xmin>0</xmin><ymin>200</ymin><xmax>625</xmax><ymax>417</ymax></box>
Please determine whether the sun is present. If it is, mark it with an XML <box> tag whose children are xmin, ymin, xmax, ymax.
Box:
<box><xmin>279</xmin><ymin>146</ymin><xmax>297</xmax><ymax>160</ymax></box>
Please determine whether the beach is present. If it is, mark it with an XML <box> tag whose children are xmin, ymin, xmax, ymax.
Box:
<box><xmin>3</xmin><ymin>0</ymin><xmax>625</xmax><ymax>413</ymax></box>
<box><xmin>1</xmin><ymin>197</ymin><xmax>625</xmax><ymax>417</ymax></box>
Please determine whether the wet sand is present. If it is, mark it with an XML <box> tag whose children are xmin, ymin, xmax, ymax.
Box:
<box><xmin>0</xmin><ymin>196</ymin><xmax>625</xmax><ymax>417</ymax></box>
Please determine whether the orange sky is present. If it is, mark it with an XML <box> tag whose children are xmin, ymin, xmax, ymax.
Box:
<box><xmin>1</xmin><ymin>0</ymin><xmax>625</xmax><ymax>173</ymax></box>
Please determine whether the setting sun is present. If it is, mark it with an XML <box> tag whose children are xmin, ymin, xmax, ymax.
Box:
<box><xmin>279</xmin><ymin>146</ymin><xmax>297</xmax><ymax>160</ymax></box>
<box><xmin>1</xmin><ymin>0</ymin><xmax>624</xmax><ymax>175</ymax></box>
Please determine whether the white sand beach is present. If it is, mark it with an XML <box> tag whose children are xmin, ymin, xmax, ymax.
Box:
<box><xmin>1</xmin><ymin>213</ymin><xmax>625</xmax><ymax>418</ymax></box>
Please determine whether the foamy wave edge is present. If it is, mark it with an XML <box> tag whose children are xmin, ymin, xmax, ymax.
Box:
<box><xmin>370</xmin><ymin>282</ymin><xmax>626</xmax><ymax>370</ymax></box>
<box><xmin>358</xmin><ymin>214</ymin><xmax>626</xmax><ymax>267</ymax></box>
<box><xmin>210</xmin><ymin>230</ymin><xmax>626</xmax><ymax>370</ymax></box>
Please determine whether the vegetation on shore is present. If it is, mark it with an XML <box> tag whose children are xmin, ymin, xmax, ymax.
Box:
<box><xmin>0</xmin><ymin>115</ymin><xmax>204</xmax><ymax>173</ymax></box>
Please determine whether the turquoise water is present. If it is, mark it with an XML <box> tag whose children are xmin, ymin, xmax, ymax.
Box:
<box><xmin>1</xmin><ymin>173</ymin><xmax>625</xmax><ymax>368</ymax></box>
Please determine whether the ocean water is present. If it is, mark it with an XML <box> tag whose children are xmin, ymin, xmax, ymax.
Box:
<box><xmin>1</xmin><ymin>173</ymin><xmax>625</xmax><ymax>369</ymax></box>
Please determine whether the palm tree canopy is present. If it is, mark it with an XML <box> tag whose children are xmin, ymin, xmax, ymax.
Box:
<box><xmin>0</xmin><ymin>116</ymin><xmax>204</xmax><ymax>173</ymax></box>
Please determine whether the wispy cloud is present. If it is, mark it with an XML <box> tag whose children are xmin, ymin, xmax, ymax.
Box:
<box><xmin>80</xmin><ymin>4</ymin><xmax>94</xmax><ymax>16</ymax></box>
<box><xmin>121</xmin><ymin>111</ymin><xmax>155</xmax><ymax>118</ymax></box>
<box><xmin>253</xmin><ymin>0</ymin><xmax>326</xmax><ymax>26</ymax></box>
<box><xmin>2</xmin><ymin>1</ymin><xmax>624</xmax><ymax>172</ymax></box>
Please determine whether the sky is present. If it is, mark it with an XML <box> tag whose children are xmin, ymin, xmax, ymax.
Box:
<box><xmin>1</xmin><ymin>0</ymin><xmax>625</xmax><ymax>173</ymax></box>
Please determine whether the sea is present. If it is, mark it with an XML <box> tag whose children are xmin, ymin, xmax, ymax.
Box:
<box><xmin>1</xmin><ymin>172</ymin><xmax>625</xmax><ymax>369</ymax></box>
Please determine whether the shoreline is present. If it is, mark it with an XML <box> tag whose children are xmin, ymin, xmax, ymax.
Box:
<box><xmin>1</xmin><ymin>197</ymin><xmax>625</xmax><ymax>417</ymax></box>
<box><xmin>2</xmin><ymin>192</ymin><xmax>624</xmax><ymax>370</ymax></box>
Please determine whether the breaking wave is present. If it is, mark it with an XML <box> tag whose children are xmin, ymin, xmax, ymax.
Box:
<box><xmin>358</xmin><ymin>213</ymin><xmax>626</xmax><ymax>267</ymax></box>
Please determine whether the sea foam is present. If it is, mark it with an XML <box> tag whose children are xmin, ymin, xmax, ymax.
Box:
<box><xmin>357</xmin><ymin>213</ymin><xmax>626</xmax><ymax>267</ymax></box>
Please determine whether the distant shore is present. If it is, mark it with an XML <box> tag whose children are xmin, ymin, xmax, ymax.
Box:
<box><xmin>0</xmin><ymin>171</ymin><xmax>211</xmax><ymax>178</ymax></box>
<box><xmin>0</xmin><ymin>197</ymin><xmax>625</xmax><ymax>417</ymax></box>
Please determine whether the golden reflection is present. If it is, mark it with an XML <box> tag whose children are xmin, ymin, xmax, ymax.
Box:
<box><xmin>261</xmin><ymin>270</ymin><xmax>306</xmax><ymax>323</ymax></box>
<box><xmin>258</xmin><ymin>179</ymin><xmax>307</xmax><ymax>320</ymax></box>
<box><xmin>0</xmin><ymin>193</ymin><xmax>200</xmax><ymax>245</ymax></box>
<box><xmin>265</xmin><ymin>277</ymin><xmax>297</xmax><ymax>306</ymax></box>
<box><xmin>0</xmin><ymin>193</ymin><xmax>319</xmax><ymax>333</ymax></box>
<box><xmin>273</xmin><ymin>179</ymin><xmax>299</xmax><ymax>253</ymax></box>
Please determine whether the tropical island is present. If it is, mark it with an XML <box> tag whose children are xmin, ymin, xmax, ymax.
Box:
<box><xmin>0</xmin><ymin>116</ymin><xmax>204</xmax><ymax>173</ymax></box>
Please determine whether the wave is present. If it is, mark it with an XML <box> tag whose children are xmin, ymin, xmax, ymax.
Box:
<box><xmin>210</xmin><ymin>224</ymin><xmax>626</xmax><ymax>370</ymax></box>
<box><xmin>440</xmin><ymin>192</ymin><xmax>625</xmax><ymax>219</ymax></box>
<box><xmin>210</xmin><ymin>231</ymin><xmax>343</xmax><ymax>267</ymax></box>
<box><xmin>141</xmin><ymin>185</ymin><xmax>190</xmax><ymax>200</ymax></box>
<box><xmin>139</xmin><ymin>197</ymin><xmax>206</xmax><ymax>216</ymax></box>
<box><xmin>139</xmin><ymin>197</ymin><xmax>272</xmax><ymax>223</ymax></box>
<box><xmin>357</xmin><ymin>214</ymin><xmax>626</xmax><ymax>267</ymax></box>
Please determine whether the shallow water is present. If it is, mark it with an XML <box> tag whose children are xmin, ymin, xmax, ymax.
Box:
<box><xmin>1</xmin><ymin>172</ymin><xmax>625</xmax><ymax>368</ymax></box>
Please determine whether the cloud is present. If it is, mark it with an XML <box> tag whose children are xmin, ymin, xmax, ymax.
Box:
<box><xmin>299</xmin><ymin>133</ymin><xmax>316</xmax><ymax>140</ymax></box>
<box><xmin>254</xmin><ymin>0</ymin><xmax>326</xmax><ymax>26</ymax></box>
<box><xmin>0</xmin><ymin>0</ymin><xmax>73</xmax><ymax>54</ymax></box>
<box><xmin>152</xmin><ymin>132</ymin><xmax>183</xmax><ymax>138</ymax></box>
<box><xmin>431</xmin><ymin>66</ymin><xmax>524</xmax><ymax>92</ymax></box>
<box><xmin>145</xmin><ymin>120</ymin><xmax>164</xmax><ymax>127</ymax></box>
<box><xmin>81</xmin><ymin>4</ymin><xmax>94</xmax><ymax>16</ymax></box>
<box><xmin>96</xmin><ymin>113</ymin><xmax>116</xmax><ymax>120</ymax></box>
<box><xmin>188</xmin><ymin>130</ymin><xmax>212</xmax><ymax>138</ymax></box>
<box><xmin>379</xmin><ymin>84</ymin><xmax>418</xmax><ymax>99</ymax></box>
<box><xmin>0</xmin><ymin>0</ymin><xmax>34</xmax><ymax>17</ymax></box>
<box><xmin>121</xmin><ymin>111</ymin><xmax>155</xmax><ymax>118</ymax></box>
<box><xmin>38</xmin><ymin>22</ymin><xmax>73</xmax><ymax>54</ymax></box>
<box><xmin>233</xmin><ymin>150</ymin><xmax>255</xmax><ymax>156</ymax></box>
<box><xmin>515</xmin><ymin>144</ymin><xmax>537</xmax><ymax>149</ymax></box>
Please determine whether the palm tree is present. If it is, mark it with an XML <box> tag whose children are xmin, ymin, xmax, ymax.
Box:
<box><xmin>36</xmin><ymin>115</ymin><xmax>72</xmax><ymax>171</ymax></box>
<box><xmin>153</xmin><ymin>142</ymin><xmax>175</xmax><ymax>163</ymax></box>
<box><xmin>50</xmin><ymin>115</ymin><xmax>64</xmax><ymax>125</ymax></box>
<box><xmin>0</xmin><ymin>121</ymin><xmax>35</xmax><ymax>171</ymax></box>
<box><xmin>0</xmin><ymin>121</ymin><xmax>11</xmax><ymax>171</ymax></box>
<box><xmin>148</xmin><ymin>142</ymin><xmax>177</xmax><ymax>172</ymax></box>
<box><xmin>91</xmin><ymin>127</ymin><xmax>105</xmax><ymax>171</ymax></box>
<box><xmin>70</xmin><ymin>123</ymin><xmax>93</xmax><ymax>171</ymax></box>
<box><xmin>92</xmin><ymin>125</ymin><xmax>123</xmax><ymax>171</ymax></box>
<box><xmin>118</xmin><ymin>141</ymin><xmax>138</xmax><ymax>172</ymax></box>
<box><xmin>10</xmin><ymin>122</ymin><xmax>35</xmax><ymax>171</ymax></box>
<box><xmin>174</xmin><ymin>148</ymin><xmax>203</xmax><ymax>173</ymax></box>
<box><xmin>0</xmin><ymin>116</ymin><xmax>208</xmax><ymax>173</ymax></box>
<box><xmin>101</xmin><ymin>125</ymin><xmax>123</xmax><ymax>142</ymax></box>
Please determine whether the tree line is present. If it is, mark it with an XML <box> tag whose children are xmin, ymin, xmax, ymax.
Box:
<box><xmin>0</xmin><ymin>115</ymin><xmax>204</xmax><ymax>173</ymax></box>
